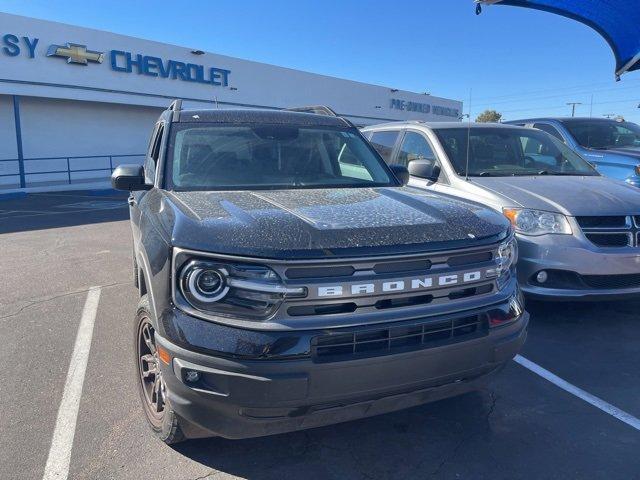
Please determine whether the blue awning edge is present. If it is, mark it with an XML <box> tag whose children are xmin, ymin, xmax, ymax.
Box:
<box><xmin>476</xmin><ymin>0</ymin><xmax>640</xmax><ymax>80</ymax></box>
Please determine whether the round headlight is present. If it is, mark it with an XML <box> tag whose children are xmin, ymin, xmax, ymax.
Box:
<box><xmin>183</xmin><ymin>264</ymin><xmax>229</xmax><ymax>303</ymax></box>
<box><xmin>196</xmin><ymin>270</ymin><xmax>224</xmax><ymax>294</ymax></box>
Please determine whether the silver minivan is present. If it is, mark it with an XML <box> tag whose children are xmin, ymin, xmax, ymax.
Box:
<box><xmin>362</xmin><ymin>121</ymin><xmax>640</xmax><ymax>300</ymax></box>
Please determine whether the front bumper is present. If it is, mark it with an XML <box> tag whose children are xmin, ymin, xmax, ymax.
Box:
<box><xmin>517</xmin><ymin>234</ymin><xmax>640</xmax><ymax>300</ymax></box>
<box><xmin>155</xmin><ymin>293</ymin><xmax>528</xmax><ymax>439</ymax></box>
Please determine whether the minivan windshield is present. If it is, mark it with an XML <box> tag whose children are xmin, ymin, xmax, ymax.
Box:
<box><xmin>166</xmin><ymin>123</ymin><xmax>396</xmax><ymax>190</ymax></box>
<box><xmin>561</xmin><ymin>119</ymin><xmax>640</xmax><ymax>149</ymax></box>
<box><xmin>433</xmin><ymin>127</ymin><xmax>598</xmax><ymax>177</ymax></box>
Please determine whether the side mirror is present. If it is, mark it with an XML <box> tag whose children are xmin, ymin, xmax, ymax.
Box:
<box><xmin>388</xmin><ymin>164</ymin><xmax>410</xmax><ymax>185</ymax></box>
<box><xmin>111</xmin><ymin>164</ymin><xmax>151</xmax><ymax>191</ymax></box>
<box><xmin>408</xmin><ymin>159</ymin><xmax>440</xmax><ymax>182</ymax></box>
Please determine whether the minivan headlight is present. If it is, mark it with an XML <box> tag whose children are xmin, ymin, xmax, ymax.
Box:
<box><xmin>503</xmin><ymin>208</ymin><xmax>572</xmax><ymax>236</ymax></box>
<box><xmin>176</xmin><ymin>258</ymin><xmax>306</xmax><ymax>320</ymax></box>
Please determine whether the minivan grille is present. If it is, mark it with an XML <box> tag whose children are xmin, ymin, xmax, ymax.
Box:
<box><xmin>576</xmin><ymin>215</ymin><xmax>639</xmax><ymax>248</ymax></box>
<box><xmin>584</xmin><ymin>233</ymin><xmax>631</xmax><ymax>247</ymax></box>
<box><xmin>582</xmin><ymin>274</ymin><xmax>640</xmax><ymax>289</ymax></box>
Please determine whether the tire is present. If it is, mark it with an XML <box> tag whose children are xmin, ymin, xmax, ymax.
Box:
<box><xmin>134</xmin><ymin>295</ymin><xmax>185</xmax><ymax>444</ymax></box>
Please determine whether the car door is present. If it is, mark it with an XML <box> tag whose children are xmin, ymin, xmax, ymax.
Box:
<box><xmin>395</xmin><ymin>129</ymin><xmax>453</xmax><ymax>193</ymax></box>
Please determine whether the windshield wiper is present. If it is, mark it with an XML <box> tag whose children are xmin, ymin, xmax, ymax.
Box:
<box><xmin>545</xmin><ymin>172</ymin><xmax>596</xmax><ymax>176</ymax></box>
<box><xmin>537</xmin><ymin>170</ymin><xmax>549</xmax><ymax>175</ymax></box>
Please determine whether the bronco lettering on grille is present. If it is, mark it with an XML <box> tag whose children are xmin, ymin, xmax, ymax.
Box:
<box><xmin>317</xmin><ymin>268</ymin><xmax>492</xmax><ymax>297</ymax></box>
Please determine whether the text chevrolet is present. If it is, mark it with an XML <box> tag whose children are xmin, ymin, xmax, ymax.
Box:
<box><xmin>111</xmin><ymin>102</ymin><xmax>527</xmax><ymax>443</ymax></box>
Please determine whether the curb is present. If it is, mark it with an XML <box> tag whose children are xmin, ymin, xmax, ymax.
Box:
<box><xmin>0</xmin><ymin>192</ymin><xmax>27</xmax><ymax>201</ymax></box>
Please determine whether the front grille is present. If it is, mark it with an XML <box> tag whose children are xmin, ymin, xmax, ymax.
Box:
<box><xmin>585</xmin><ymin>233</ymin><xmax>631</xmax><ymax>247</ymax></box>
<box><xmin>286</xmin><ymin>283</ymin><xmax>494</xmax><ymax>317</ymax></box>
<box><xmin>582</xmin><ymin>274</ymin><xmax>640</xmax><ymax>289</ymax></box>
<box><xmin>312</xmin><ymin>314</ymin><xmax>488</xmax><ymax>362</ymax></box>
<box><xmin>577</xmin><ymin>215</ymin><xmax>639</xmax><ymax>248</ymax></box>
<box><xmin>273</xmin><ymin>244</ymin><xmax>501</xmax><ymax>323</ymax></box>
<box><xmin>576</xmin><ymin>216</ymin><xmax>628</xmax><ymax>229</ymax></box>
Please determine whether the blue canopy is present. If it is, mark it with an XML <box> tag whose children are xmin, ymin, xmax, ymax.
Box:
<box><xmin>477</xmin><ymin>0</ymin><xmax>640</xmax><ymax>79</ymax></box>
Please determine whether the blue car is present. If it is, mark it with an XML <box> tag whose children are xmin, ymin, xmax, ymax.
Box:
<box><xmin>506</xmin><ymin>117</ymin><xmax>640</xmax><ymax>187</ymax></box>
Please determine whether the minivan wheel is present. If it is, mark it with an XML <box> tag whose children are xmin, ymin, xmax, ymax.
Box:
<box><xmin>135</xmin><ymin>295</ymin><xmax>185</xmax><ymax>444</ymax></box>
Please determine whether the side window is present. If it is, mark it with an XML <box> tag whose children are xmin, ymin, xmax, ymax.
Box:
<box><xmin>397</xmin><ymin>132</ymin><xmax>436</xmax><ymax>167</ymax></box>
<box><xmin>533</xmin><ymin>123</ymin><xmax>564</xmax><ymax>142</ymax></box>
<box><xmin>144</xmin><ymin>124</ymin><xmax>164</xmax><ymax>183</ymax></box>
<box><xmin>369</xmin><ymin>131</ymin><xmax>399</xmax><ymax>163</ymax></box>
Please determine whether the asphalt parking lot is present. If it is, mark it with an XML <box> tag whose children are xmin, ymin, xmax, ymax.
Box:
<box><xmin>1</xmin><ymin>191</ymin><xmax>639</xmax><ymax>480</ymax></box>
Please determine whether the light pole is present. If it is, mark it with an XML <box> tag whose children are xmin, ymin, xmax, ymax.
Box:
<box><xmin>566</xmin><ymin>102</ymin><xmax>582</xmax><ymax>117</ymax></box>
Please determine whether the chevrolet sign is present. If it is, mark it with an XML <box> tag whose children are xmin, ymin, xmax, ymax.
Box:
<box><xmin>47</xmin><ymin>43</ymin><xmax>104</xmax><ymax>65</ymax></box>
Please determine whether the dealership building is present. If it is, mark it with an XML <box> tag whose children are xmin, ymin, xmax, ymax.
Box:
<box><xmin>0</xmin><ymin>12</ymin><xmax>462</xmax><ymax>192</ymax></box>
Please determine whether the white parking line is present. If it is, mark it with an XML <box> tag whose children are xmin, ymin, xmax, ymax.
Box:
<box><xmin>515</xmin><ymin>355</ymin><xmax>640</xmax><ymax>432</ymax></box>
<box><xmin>2</xmin><ymin>207</ymin><xmax>124</xmax><ymax>220</ymax></box>
<box><xmin>42</xmin><ymin>287</ymin><xmax>101</xmax><ymax>480</ymax></box>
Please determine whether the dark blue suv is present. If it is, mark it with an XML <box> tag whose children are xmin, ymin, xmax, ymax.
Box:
<box><xmin>506</xmin><ymin>117</ymin><xmax>640</xmax><ymax>187</ymax></box>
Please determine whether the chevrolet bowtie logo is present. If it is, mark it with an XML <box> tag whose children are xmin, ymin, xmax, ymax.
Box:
<box><xmin>47</xmin><ymin>43</ymin><xmax>104</xmax><ymax>65</ymax></box>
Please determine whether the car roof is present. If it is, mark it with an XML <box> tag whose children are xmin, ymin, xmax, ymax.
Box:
<box><xmin>506</xmin><ymin>117</ymin><xmax>622</xmax><ymax>123</ymax></box>
<box><xmin>362</xmin><ymin>121</ymin><xmax>526</xmax><ymax>130</ymax></box>
<box><xmin>172</xmin><ymin>108</ymin><xmax>351</xmax><ymax>128</ymax></box>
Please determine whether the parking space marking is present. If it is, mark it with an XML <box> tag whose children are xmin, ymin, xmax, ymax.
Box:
<box><xmin>42</xmin><ymin>287</ymin><xmax>101</xmax><ymax>480</ymax></box>
<box><xmin>515</xmin><ymin>355</ymin><xmax>640</xmax><ymax>432</ymax></box>
<box><xmin>2</xmin><ymin>206</ymin><xmax>126</xmax><ymax>220</ymax></box>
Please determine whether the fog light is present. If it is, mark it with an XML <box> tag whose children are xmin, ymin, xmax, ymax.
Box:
<box><xmin>536</xmin><ymin>270</ymin><xmax>548</xmax><ymax>284</ymax></box>
<box><xmin>185</xmin><ymin>370</ymin><xmax>201</xmax><ymax>383</ymax></box>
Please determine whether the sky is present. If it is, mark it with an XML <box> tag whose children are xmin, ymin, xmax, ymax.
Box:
<box><xmin>2</xmin><ymin>0</ymin><xmax>639</xmax><ymax>123</ymax></box>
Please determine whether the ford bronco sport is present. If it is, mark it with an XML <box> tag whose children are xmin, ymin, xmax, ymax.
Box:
<box><xmin>111</xmin><ymin>101</ymin><xmax>527</xmax><ymax>443</ymax></box>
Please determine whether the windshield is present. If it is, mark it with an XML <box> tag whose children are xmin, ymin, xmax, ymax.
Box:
<box><xmin>561</xmin><ymin>119</ymin><xmax>640</xmax><ymax>149</ymax></box>
<box><xmin>166</xmin><ymin>123</ymin><xmax>396</xmax><ymax>190</ymax></box>
<box><xmin>433</xmin><ymin>127</ymin><xmax>598</xmax><ymax>177</ymax></box>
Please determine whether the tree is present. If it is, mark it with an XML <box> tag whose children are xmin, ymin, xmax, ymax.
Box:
<box><xmin>475</xmin><ymin>110</ymin><xmax>502</xmax><ymax>123</ymax></box>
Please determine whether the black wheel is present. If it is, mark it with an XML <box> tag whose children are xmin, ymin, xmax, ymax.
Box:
<box><xmin>135</xmin><ymin>295</ymin><xmax>185</xmax><ymax>444</ymax></box>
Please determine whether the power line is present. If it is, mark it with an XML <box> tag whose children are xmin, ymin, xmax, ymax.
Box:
<box><xmin>472</xmin><ymin>82</ymin><xmax>640</xmax><ymax>109</ymax></box>
<box><xmin>473</xmin><ymin>96</ymin><xmax>640</xmax><ymax>116</ymax></box>
<box><xmin>470</xmin><ymin>78</ymin><xmax>640</xmax><ymax>103</ymax></box>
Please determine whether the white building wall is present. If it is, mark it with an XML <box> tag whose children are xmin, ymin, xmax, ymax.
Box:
<box><xmin>18</xmin><ymin>97</ymin><xmax>158</xmax><ymax>186</ymax></box>
<box><xmin>0</xmin><ymin>95</ymin><xmax>19</xmax><ymax>187</ymax></box>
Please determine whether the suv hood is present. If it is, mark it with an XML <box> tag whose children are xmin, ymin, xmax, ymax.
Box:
<box><xmin>162</xmin><ymin>187</ymin><xmax>509</xmax><ymax>259</ymax></box>
<box><xmin>470</xmin><ymin>175</ymin><xmax>640</xmax><ymax>216</ymax></box>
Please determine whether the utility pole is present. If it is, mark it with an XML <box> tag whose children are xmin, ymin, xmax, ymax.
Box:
<box><xmin>566</xmin><ymin>102</ymin><xmax>582</xmax><ymax>117</ymax></box>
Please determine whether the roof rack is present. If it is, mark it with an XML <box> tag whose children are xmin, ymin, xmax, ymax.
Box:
<box><xmin>286</xmin><ymin>105</ymin><xmax>338</xmax><ymax>116</ymax></box>
<box><xmin>168</xmin><ymin>99</ymin><xmax>182</xmax><ymax>122</ymax></box>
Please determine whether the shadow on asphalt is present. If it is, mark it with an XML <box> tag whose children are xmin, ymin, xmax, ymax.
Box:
<box><xmin>0</xmin><ymin>190</ymin><xmax>129</xmax><ymax>234</ymax></box>
<box><xmin>172</xmin><ymin>391</ymin><xmax>493</xmax><ymax>480</ymax></box>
